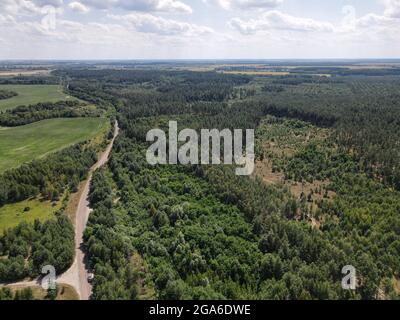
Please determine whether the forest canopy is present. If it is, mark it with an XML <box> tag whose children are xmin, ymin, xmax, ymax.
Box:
<box><xmin>1</xmin><ymin>65</ymin><xmax>400</xmax><ymax>300</ymax></box>
<box><xmin>58</xmin><ymin>67</ymin><xmax>400</xmax><ymax>300</ymax></box>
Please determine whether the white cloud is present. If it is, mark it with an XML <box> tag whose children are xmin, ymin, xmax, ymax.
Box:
<box><xmin>354</xmin><ymin>13</ymin><xmax>396</xmax><ymax>28</ymax></box>
<box><xmin>81</xmin><ymin>0</ymin><xmax>193</xmax><ymax>14</ymax></box>
<box><xmin>0</xmin><ymin>14</ymin><xmax>16</xmax><ymax>25</ymax></box>
<box><xmin>383</xmin><ymin>0</ymin><xmax>400</xmax><ymax>18</ymax></box>
<box><xmin>0</xmin><ymin>0</ymin><xmax>64</xmax><ymax>16</ymax></box>
<box><xmin>69</xmin><ymin>1</ymin><xmax>89</xmax><ymax>13</ymax></box>
<box><xmin>204</xmin><ymin>0</ymin><xmax>282</xmax><ymax>10</ymax></box>
<box><xmin>109</xmin><ymin>13</ymin><xmax>213</xmax><ymax>36</ymax></box>
<box><xmin>337</xmin><ymin>3</ymin><xmax>400</xmax><ymax>35</ymax></box>
<box><xmin>1</xmin><ymin>0</ymin><xmax>42</xmax><ymax>15</ymax></box>
<box><xmin>34</xmin><ymin>0</ymin><xmax>64</xmax><ymax>6</ymax></box>
<box><xmin>227</xmin><ymin>4</ymin><xmax>400</xmax><ymax>54</ymax></box>
<box><xmin>0</xmin><ymin>0</ymin><xmax>400</xmax><ymax>59</ymax></box>
<box><xmin>229</xmin><ymin>10</ymin><xmax>334</xmax><ymax>34</ymax></box>
<box><xmin>0</xmin><ymin>11</ymin><xmax>222</xmax><ymax>59</ymax></box>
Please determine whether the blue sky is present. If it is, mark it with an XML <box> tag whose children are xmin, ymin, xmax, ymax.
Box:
<box><xmin>0</xmin><ymin>0</ymin><xmax>399</xmax><ymax>59</ymax></box>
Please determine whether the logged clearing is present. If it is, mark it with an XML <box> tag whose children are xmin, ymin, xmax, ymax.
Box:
<box><xmin>0</xmin><ymin>84</ymin><xmax>74</xmax><ymax>111</ymax></box>
<box><xmin>0</xmin><ymin>197</ymin><xmax>61</xmax><ymax>234</ymax></box>
<box><xmin>254</xmin><ymin>116</ymin><xmax>336</xmax><ymax>220</ymax></box>
<box><xmin>0</xmin><ymin>117</ymin><xmax>109</xmax><ymax>173</ymax></box>
<box><xmin>255</xmin><ymin>159</ymin><xmax>334</xmax><ymax>201</ymax></box>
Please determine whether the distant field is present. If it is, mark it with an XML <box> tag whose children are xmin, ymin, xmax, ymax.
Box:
<box><xmin>0</xmin><ymin>69</ymin><xmax>51</xmax><ymax>77</ymax></box>
<box><xmin>0</xmin><ymin>197</ymin><xmax>61</xmax><ymax>234</ymax></box>
<box><xmin>220</xmin><ymin>70</ymin><xmax>291</xmax><ymax>76</ymax></box>
<box><xmin>0</xmin><ymin>84</ymin><xmax>74</xmax><ymax>111</ymax></box>
<box><xmin>0</xmin><ymin>117</ymin><xmax>108</xmax><ymax>173</ymax></box>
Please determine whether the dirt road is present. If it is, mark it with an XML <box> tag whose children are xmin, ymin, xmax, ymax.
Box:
<box><xmin>57</xmin><ymin>120</ymin><xmax>119</xmax><ymax>300</ymax></box>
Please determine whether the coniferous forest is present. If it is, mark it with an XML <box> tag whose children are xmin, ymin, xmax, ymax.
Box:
<box><xmin>1</xmin><ymin>64</ymin><xmax>400</xmax><ymax>301</ymax></box>
<box><xmin>60</xmin><ymin>67</ymin><xmax>400</xmax><ymax>300</ymax></box>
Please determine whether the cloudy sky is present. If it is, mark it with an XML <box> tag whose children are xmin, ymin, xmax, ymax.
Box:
<box><xmin>0</xmin><ymin>0</ymin><xmax>399</xmax><ymax>59</ymax></box>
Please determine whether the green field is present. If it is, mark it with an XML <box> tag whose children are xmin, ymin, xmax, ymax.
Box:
<box><xmin>0</xmin><ymin>198</ymin><xmax>61</xmax><ymax>234</ymax></box>
<box><xmin>0</xmin><ymin>85</ymin><xmax>75</xmax><ymax>111</ymax></box>
<box><xmin>0</xmin><ymin>117</ymin><xmax>108</xmax><ymax>173</ymax></box>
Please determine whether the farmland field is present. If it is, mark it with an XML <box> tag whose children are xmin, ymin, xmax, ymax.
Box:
<box><xmin>0</xmin><ymin>69</ymin><xmax>51</xmax><ymax>77</ymax></box>
<box><xmin>0</xmin><ymin>85</ymin><xmax>75</xmax><ymax>111</ymax></box>
<box><xmin>0</xmin><ymin>117</ymin><xmax>109</xmax><ymax>173</ymax></box>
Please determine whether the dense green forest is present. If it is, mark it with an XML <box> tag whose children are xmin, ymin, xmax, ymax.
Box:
<box><xmin>61</xmin><ymin>69</ymin><xmax>400</xmax><ymax>191</ymax></box>
<box><xmin>0</xmin><ymin>215</ymin><xmax>74</xmax><ymax>282</ymax></box>
<box><xmin>1</xmin><ymin>66</ymin><xmax>400</xmax><ymax>300</ymax></box>
<box><xmin>251</xmin><ymin>76</ymin><xmax>400</xmax><ymax>189</ymax></box>
<box><xmin>53</xmin><ymin>68</ymin><xmax>399</xmax><ymax>300</ymax></box>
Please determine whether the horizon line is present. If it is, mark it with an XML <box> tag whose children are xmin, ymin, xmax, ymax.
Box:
<box><xmin>1</xmin><ymin>58</ymin><xmax>400</xmax><ymax>62</ymax></box>
<box><xmin>0</xmin><ymin>57</ymin><xmax>400</xmax><ymax>64</ymax></box>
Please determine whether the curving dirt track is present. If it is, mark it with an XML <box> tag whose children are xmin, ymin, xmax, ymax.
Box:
<box><xmin>58</xmin><ymin>120</ymin><xmax>119</xmax><ymax>300</ymax></box>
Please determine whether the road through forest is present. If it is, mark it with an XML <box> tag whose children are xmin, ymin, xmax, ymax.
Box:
<box><xmin>57</xmin><ymin>120</ymin><xmax>119</xmax><ymax>300</ymax></box>
<box><xmin>1</xmin><ymin>121</ymin><xmax>119</xmax><ymax>300</ymax></box>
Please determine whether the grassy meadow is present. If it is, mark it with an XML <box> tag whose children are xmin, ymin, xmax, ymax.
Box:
<box><xmin>0</xmin><ymin>117</ymin><xmax>109</xmax><ymax>173</ymax></box>
<box><xmin>0</xmin><ymin>197</ymin><xmax>61</xmax><ymax>234</ymax></box>
<box><xmin>0</xmin><ymin>85</ymin><xmax>75</xmax><ymax>111</ymax></box>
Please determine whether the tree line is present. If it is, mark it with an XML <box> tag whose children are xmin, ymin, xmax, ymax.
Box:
<box><xmin>0</xmin><ymin>143</ymin><xmax>97</xmax><ymax>206</ymax></box>
<box><xmin>0</xmin><ymin>100</ymin><xmax>102</xmax><ymax>126</ymax></box>
<box><xmin>0</xmin><ymin>90</ymin><xmax>17</xmax><ymax>100</ymax></box>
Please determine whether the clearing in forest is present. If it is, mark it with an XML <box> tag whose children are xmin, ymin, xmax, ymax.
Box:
<box><xmin>254</xmin><ymin>116</ymin><xmax>336</xmax><ymax>208</ymax></box>
<box><xmin>0</xmin><ymin>197</ymin><xmax>62</xmax><ymax>234</ymax></box>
